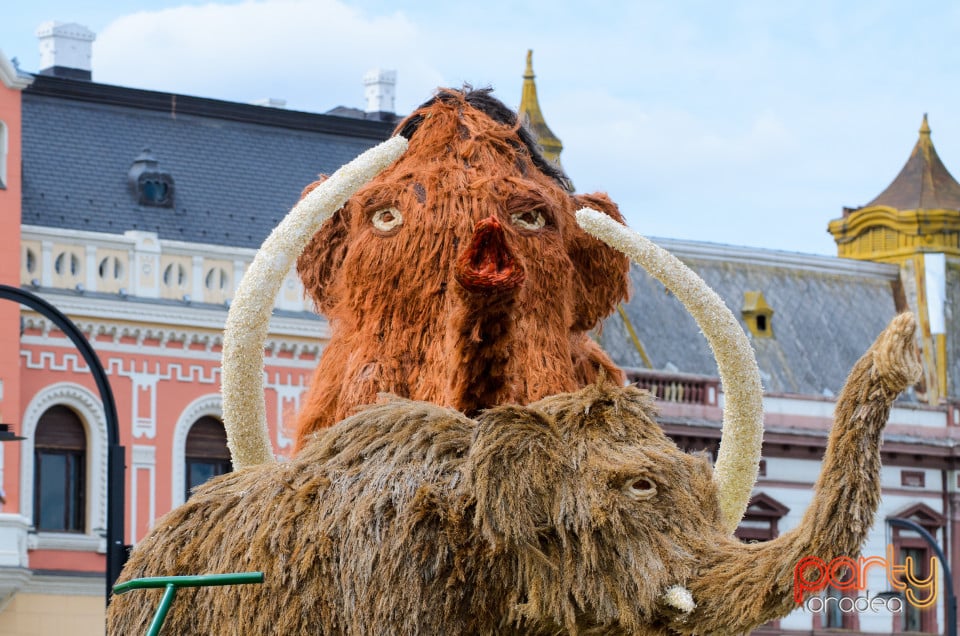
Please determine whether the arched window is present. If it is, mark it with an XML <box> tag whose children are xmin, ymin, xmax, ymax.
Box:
<box><xmin>184</xmin><ymin>416</ymin><xmax>231</xmax><ymax>500</ymax></box>
<box><xmin>34</xmin><ymin>405</ymin><xmax>86</xmax><ymax>532</ymax></box>
<box><xmin>889</xmin><ymin>504</ymin><xmax>945</xmax><ymax>634</ymax></box>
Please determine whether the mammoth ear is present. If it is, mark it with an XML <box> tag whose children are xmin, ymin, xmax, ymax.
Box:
<box><xmin>470</xmin><ymin>406</ymin><xmax>567</xmax><ymax>547</ymax></box>
<box><xmin>296</xmin><ymin>177</ymin><xmax>349</xmax><ymax>313</ymax></box>
<box><xmin>567</xmin><ymin>192</ymin><xmax>631</xmax><ymax>331</ymax></box>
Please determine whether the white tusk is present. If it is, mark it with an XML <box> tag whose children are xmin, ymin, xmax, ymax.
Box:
<box><xmin>575</xmin><ymin>208</ymin><xmax>763</xmax><ymax>534</ymax></box>
<box><xmin>221</xmin><ymin>136</ymin><xmax>408</xmax><ymax>469</ymax></box>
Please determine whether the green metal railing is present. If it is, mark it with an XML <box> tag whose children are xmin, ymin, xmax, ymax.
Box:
<box><xmin>113</xmin><ymin>572</ymin><xmax>264</xmax><ymax>636</ymax></box>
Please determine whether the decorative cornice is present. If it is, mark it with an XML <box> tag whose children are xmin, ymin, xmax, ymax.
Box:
<box><xmin>28</xmin><ymin>533</ymin><xmax>104</xmax><ymax>553</ymax></box>
<box><xmin>0</xmin><ymin>567</ymin><xmax>32</xmax><ymax>609</ymax></box>
<box><xmin>0</xmin><ymin>50</ymin><xmax>32</xmax><ymax>90</ymax></box>
<box><xmin>828</xmin><ymin>205</ymin><xmax>960</xmax><ymax>261</ymax></box>
<box><xmin>22</xmin><ymin>571</ymin><xmax>103</xmax><ymax>596</ymax></box>
<box><xmin>22</xmin><ymin>224</ymin><xmax>260</xmax><ymax>260</ymax></box>
<box><xmin>20</xmin><ymin>289</ymin><xmax>329</xmax><ymax>340</ymax></box>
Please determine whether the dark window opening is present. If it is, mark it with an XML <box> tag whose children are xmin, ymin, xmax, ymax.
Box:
<box><xmin>755</xmin><ymin>314</ymin><xmax>767</xmax><ymax>332</ymax></box>
<box><xmin>141</xmin><ymin>179</ymin><xmax>170</xmax><ymax>205</ymax></box>
<box><xmin>34</xmin><ymin>405</ymin><xmax>86</xmax><ymax>532</ymax></box>
<box><xmin>136</xmin><ymin>173</ymin><xmax>175</xmax><ymax>207</ymax></box>
<box><xmin>185</xmin><ymin>416</ymin><xmax>232</xmax><ymax>500</ymax></box>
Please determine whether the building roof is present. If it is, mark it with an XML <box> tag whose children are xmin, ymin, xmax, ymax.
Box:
<box><xmin>20</xmin><ymin>75</ymin><xmax>393</xmax><ymax>249</ymax></box>
<box><xmin>598</xmin><ymin>239</ymin><xmax>903</xmax><ymax>397</ymax></box>
<box><xmin>518</xmin><ymin>50</ymin><xmax>564</xmax><ymax>167</ymax></box>
<box><xmin>863</xmin><ymin>115</ymin><xmax>960</xmax><ymax>212</ymax></box>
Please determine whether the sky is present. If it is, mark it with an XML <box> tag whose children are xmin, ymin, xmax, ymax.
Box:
<box><xmin>3</xmin><ymin>1</ymin><xmax>960</xmax><ymax>255</ymax></box>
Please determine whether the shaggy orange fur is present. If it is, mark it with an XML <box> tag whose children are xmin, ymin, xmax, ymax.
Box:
<box><xmin>107</xmin><ymin>314</ymin><xmax>919</xmax><ymax>635</ymax></box>
<box><xmin>293</xmin><ymin>88</ymin><xmax>630</xmax><ymax>451</ymax></box>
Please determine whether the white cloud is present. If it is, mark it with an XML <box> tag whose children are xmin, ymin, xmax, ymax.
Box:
<box><xmin>94</xmin><ymin>0</ymin><xmax>443</xmax><ymax>111</ymax></box>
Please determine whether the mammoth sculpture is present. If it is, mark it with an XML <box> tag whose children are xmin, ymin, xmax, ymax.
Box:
<box><xmin>108</xmin><ymin>314</ymin><xmax>919</xmax><ymax>634</ymax></box>
<box><xmin>290</xmin><ymin>88</ymin><xmax>633</xmax><ymax>451</ymax></box>
<box><xmin>107</xmin><ymin>133</ymin><xmax>921</xmax><ymax>633</ymax></box>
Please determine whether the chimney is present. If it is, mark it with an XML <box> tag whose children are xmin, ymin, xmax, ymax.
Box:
<box><xmin>36</xmin><ymin>21</ymin><xmax>95</xmax><ymax>80</ymax></box>
<box><xmin>363</xmin><ymin>69</ymin><xmax>396</xmax><ymax>121</ymax></box>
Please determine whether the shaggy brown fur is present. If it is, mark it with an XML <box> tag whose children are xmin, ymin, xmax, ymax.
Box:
<box><xmin>107</xmin><ymin>314</ymin><xmax>918</xmax><ymax>635</ymax></box>
<box><xmin>293</xmin><ymin>88</ymin><xmax>630</xmax><ymax>451</ymax></box>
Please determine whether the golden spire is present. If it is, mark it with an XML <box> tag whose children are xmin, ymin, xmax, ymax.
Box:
<box><xmin>518</xmin><ymin>50</ymin><xmax>564</xmax><ymax>169</ymax></box>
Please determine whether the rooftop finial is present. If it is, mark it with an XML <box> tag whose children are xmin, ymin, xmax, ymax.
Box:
<box><xmin>920</xmin><ymin>113</ymin><xmax>931</xmax><ymax>137</ymax></box>
<box><xmin>524</xmin><ymin>49</ymin><xmax>534</xmax><ymax>79</ymax></box>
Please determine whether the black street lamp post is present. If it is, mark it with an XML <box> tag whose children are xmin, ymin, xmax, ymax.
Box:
<box><xmin>888</xmin><ymin>516</ymin><xmax>957</xmax><ymax>636</ymax></box>
<box><xmin>0</xmin><ymin>284</ymin><xmax>127</xmax><ymax>603</ymax></box>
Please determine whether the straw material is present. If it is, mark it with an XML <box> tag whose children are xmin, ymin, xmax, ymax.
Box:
<box><xmin>292</xmin><ymin>88</ymin><xmax>629</xmax><ymax>451</ymax></box>
<box><xmin>576</xmin><ymin>208</ymin><xmax>764</xmax><ymax>534</ymax></box>
<box><xmin>107</xmin><ymin>315</ymin><xmax>918</xmax><ymax>635</ymax></box>
<box><xmin>221</xmin><ymin>136</ymin><xmax>407</xmax><ymax>468</ymax></box>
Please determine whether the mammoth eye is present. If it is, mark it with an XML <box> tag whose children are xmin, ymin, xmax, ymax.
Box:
<box><xmin>372</xmin><ymin>207</ymin><xmax>403</xmax><ymax>232</ymax></box>
<box><xmin>510</xmin><ymin>210</ymin><xmax>546</xmax><ymax>230</ymax></box>
<box><xmin>624</xmin><ymin>477</ymin><xmax>657</xmax><ymax>500</ymax></box>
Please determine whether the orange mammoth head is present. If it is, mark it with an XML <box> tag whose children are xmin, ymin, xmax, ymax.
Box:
<box><xmin>294</xmin><ymin>88</ymin><xmax>630</xmax><ymax>448</ymax></box>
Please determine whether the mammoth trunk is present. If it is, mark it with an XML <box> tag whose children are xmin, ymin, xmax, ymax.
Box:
<box><xmin>451</xmin><ymin>216</ymin><xmax>524</xmax><ymax>414</ymax></box>
<box><xmin>684</xmin><ymin>314</ymin><xmax>921</xmax><ymax>634</ymax></box>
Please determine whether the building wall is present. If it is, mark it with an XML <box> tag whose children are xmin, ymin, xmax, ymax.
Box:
<box><xmin>0</xmin><ymin>59</ymin><xmax>25</xmax><ymax>517</ymax></box>
<box><xmin>0</xmin><ymin>589</ymin><xmax>103</xmax><ymax>636</ymax></box>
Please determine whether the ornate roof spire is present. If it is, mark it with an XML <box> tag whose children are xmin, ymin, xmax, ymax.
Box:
<box><xmin>863</xmin><ymin>113</ymin><xmax>960</xmax><ymax>212</ymax></box>
<box><xmin>518</xmin><ymin>50</ymin><xmax>565</xmax><ymax>171</ymax></box>
<box><xmin>827</xmin><ymin>115</ymin><xmax>960</xmax><ymax>405</ymax></box>
<box><xmin>829</xmin><ymin>114</ymin><xmax>960</xmax><ymax>262</ymax></box>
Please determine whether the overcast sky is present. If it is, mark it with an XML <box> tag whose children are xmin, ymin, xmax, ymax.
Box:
<box><xmin>4</xmin><ymin>1</ymin><xmax>960</xmax><ymax>255</ymax></box>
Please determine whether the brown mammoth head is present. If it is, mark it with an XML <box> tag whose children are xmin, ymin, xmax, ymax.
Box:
<box><xmin>293</xmin><ymin>88</ymin><xmax>630</xmax><ymax>447</ymax></box>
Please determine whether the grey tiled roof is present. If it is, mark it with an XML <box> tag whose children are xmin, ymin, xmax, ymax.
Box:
<box><xmin>21</xmin><ymin>77</ymin><xmax>392</xmax><ymax>249</ymax></box>
<box><xmin>598</xmin><ymin>242</ymin><xmax>902</xmax><ymax>397</ymax></box>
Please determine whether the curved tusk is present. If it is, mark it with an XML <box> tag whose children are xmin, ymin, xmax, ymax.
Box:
<box><xmin>222</xmin><ymin>136</ymin><xmax>408</xmax><ymax>469</ymax></box>
<box><xmin>575</xmin><ymin>208</ymin><xmax>763</xmax><ymax>534</ymax></box>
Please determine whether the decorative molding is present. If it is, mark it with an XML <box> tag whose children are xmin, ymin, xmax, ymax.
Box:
<box><xmin>18</xmin><ymin>291</ymin><xmax>329</xmax><ymax>341</ymax></box>
<box><xmin>20</xmin><ymin>383</ymin><xmax>108</xmax><ymax>542</ymax></box>
<box><xmin>28</xmin><ymin>532</ymin><xmax>104</xmax><ymax>553</ymax></box>
<box><xmin>132</xmin><ymin>446</ymin><xmax>156</xmax><ymax>465</ymax></box>
<box><xmin>131</xmin><ymin>445</ymin><xmax>156</xmax><ymax>544</ymax></box>
<box><xmin>0</xmin><ymin>567</ymin><xmax>32</xmax><ymax>611</ymax></box>
<box><xmin>20</xmin><ymin>322</ymin><xmax>323</xmax><ymax>367</ymax></box>
<box><xmin>171</xmin><ymin>395</ymin><xmax>223</xmax><ymax>508</ymax></box>
<box><xmin>22</xmin><ymin>572</ymin><xmax>103</xmax><ymax>596</ymax></box>
<box><xmin>0</xmin><ymin>49</ymin><xmax>32</xmax><ymax>90</ymax></box>
<box><xmin>264</xmin><ymin>375</ymin><xmax>310</xmax><ymax>450</ymax></box>
<box><xmin>21</xmin><ymin>224</ymin><xmax>318</xmax><ymax>314</ymax></box>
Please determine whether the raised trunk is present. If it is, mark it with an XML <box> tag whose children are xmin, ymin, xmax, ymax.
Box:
<box><xmin>450</xmin><ymin>216</ymin><xmax>524</xmax><ymax>414</ymax></box>
<box><xmin>682</xmin><ymin>313</ymin><xmax>921</xmax><ymax>634</ymax></box>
